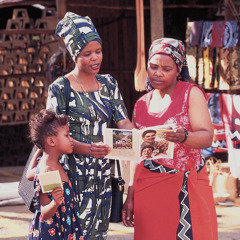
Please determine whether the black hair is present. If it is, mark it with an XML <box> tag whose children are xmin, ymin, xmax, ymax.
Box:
<box><xmin>29</xmin><ymin>109</ymin><xmax>69</xmax><ymax>150</ymax></box>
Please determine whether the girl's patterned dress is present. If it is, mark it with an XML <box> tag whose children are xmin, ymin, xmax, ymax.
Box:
<box><xmin>28</xmin><ymin>175</ymin><xmax>83</xmax><ymax>240</ymax></box>
<box><xmin>46</xmin><ymin>74</ymin><xmax>129</xmax><ymax>240</ymax></box>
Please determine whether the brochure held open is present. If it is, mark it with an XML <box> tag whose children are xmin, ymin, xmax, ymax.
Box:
<box><xmin>104</xmin><ymin>125</ymin><xmax>174</xmax><ymax>163</ymax></box>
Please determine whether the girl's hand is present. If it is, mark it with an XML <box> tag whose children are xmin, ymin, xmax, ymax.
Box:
<box><xmin>90</xmin><ymin>142</ymin><xmax>111</xmax><ymax>158</ymax></box>
<box><xmin>51</xmin><ymin>188</ymin><xmax>64</xmax><ymax>206</ymax></box>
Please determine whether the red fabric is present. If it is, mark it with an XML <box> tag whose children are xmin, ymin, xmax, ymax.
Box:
<box><xmin>188</xmin><ymin>166</ymin><xmax>218</xmax><ymax>240</ymax></box>
<box><xmin>222</xmin><ymin>93</ymin><xmax>240</xmax><ymax>148</ymax></box>
<box><xmin>134</xmin><ymin>162</ymin><xmax>218</xmax><ymax>240</ymax></box>
<box><xmin>134</xmin><ymin>162</ymin><xmax>183</xmax><ymax>240</ymax></box>
<box><xmin>205</xmin><ymin>92</ymin><xmax>227</xmax><ymax>152</ymax></box>
<box><xmin>210</xmin><ymin>21</ymin><xmax>225</xmax><ymax>47</ymax></box>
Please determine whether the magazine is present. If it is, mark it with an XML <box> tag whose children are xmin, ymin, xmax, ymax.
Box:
<box><xmin>38</xmin><ymin>170</ymin><xmax>63</xmax><ymax>193</ymax></box>
<box><xmin>103</xmin><ymin>125</ymin><xmax>174</xmax><ymax>163</ymax></box>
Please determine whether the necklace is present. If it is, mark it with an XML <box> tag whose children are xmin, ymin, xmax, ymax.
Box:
<box><xmin>72</xmin><ymin>72</ymin><xmax>100</xmax><ymax>93</ymax></box>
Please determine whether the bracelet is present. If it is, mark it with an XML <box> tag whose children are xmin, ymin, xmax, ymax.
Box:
<box><xmin>181</xmin><ymin>129</ymin><xmax>188</xmax><ymax>143</ymax></box>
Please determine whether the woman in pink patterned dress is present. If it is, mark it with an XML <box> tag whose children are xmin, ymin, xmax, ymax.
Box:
<box><xmin>122</xmin><ymin>38</ymin><xmax>218</xmax><ymax>240</ymax></box>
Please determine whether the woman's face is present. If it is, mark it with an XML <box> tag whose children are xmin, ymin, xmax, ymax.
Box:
<box><xmin>148</xmin><ymin>53</ymin><xmax>179</xmax><ymax>93</ymax></box>
<box><xmin>75</xmin><ymin>41</ymin><xmax>103</xmax><ymax>74</ymax></box>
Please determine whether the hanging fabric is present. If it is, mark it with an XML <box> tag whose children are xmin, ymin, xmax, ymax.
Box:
<box><xmin>211</xmin><ymin>21</ymin><xmax>225</xmax><ymax>47</ymax></box>
<box><xmin>187</xmin><ymin>20</ymin><xmax>204</xmax><ymax>46</ymax></box>
<box><xmin>203</xmin><ymin>47</ymin><xmax>211</xmax><ymax>89</ymax></box>
<box><xmin>200</xmin><ymin>21</ymin><xmax>213</xmax><ymax>47</ymax></box>
<box><xmin>186</xmin><ymin>46</ymin><xmax>197</xmax><ymax>82</ymax></box>
<box><xmin>197</xmin><ymin>47</ymin><xmax>204</xmax><ymax>87</ymax></box>
<box><xmin>223</xmin><ymin>20</ymin><xmax>239</xmax><ymax>48</ymax></box>
<box><xmin>206</xmin><ymin>93</ymin><xmax>227</xmax><ymax>151</ymax></box>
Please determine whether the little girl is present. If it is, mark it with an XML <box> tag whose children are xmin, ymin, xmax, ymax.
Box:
<box><xmin>28</xmin><ymin>109</ymin><xmax>83</xmax><ymax>240</ymax></box>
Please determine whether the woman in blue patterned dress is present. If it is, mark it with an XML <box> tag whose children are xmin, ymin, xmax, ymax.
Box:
<box><xmin>44</xmin><ymin>12</ymin><xmax>134</xmax><ymax>239</ymax></box>
<box><xmin>28</xmin><ymin>109</ymin><xmax>83</xmax><ymax>240</ymax></box>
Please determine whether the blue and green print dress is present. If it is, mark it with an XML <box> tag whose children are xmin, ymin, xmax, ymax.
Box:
<box><xmin>46</xmin><ymin>74</ymin><xmax>129</xmax><ymax>240</ymax></box>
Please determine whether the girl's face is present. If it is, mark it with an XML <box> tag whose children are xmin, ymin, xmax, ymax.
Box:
<box><xmin>148</xmin><ymin>53</ymin><xmax>179</xmax><ymax>93</ymax></box>
<box><xmin>54</xmin><ymin>125</ymin><xmax>74</xmax><ymax>154</ymax></box>
<box><xmin>75</xmin><ymin>41</ymin><xmax>103</xmax><ymax>74</ymax></box>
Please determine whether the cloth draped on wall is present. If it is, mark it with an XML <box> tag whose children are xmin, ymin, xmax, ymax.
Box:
<box><xmin>221</xmin><ymin>94</ymin><xmax>240</xmax><ymax>148</ymax></box>
<box><xmin>186</xmin><ymin>46</ymin><xmax>240</xmax><ymax>90</ymax></box>
<box><xmin>187</xmin><ymin>20</ymin><xmax>240</xmax><ymax>177</ymax></box>
<box><xmin>187</xmin><ymin>20</ymin><xmax>240</xmax><ymax>48</ymax></box>
<box><xmin>206</xmin><ymin>93</ymin><xmax>226</xmax><ymax>151</ymax></box>
<box><xmin>211</xmin><ymin>21</ymin><xmax>225</xmax><ymax>47</ymax></box>
<box><xmin>206</xmin><ymin>92</ymin><xmax>240</xmax><ymax>151</ymax></box>
<box><xmin>186</xmin><ymin>20</ymin><xmax>240</xmax><ymax>90</ymax></box>
<box><xmin>200</xmin><ymin>21</ymin><xmax>214</xmax><ymax>47</ymax></box>
<box><xmin>221</xmin><ymin>93</ymin><xmax>240</xmax><ymax>178</ymax></box>
<box><xmin>186</xmin><ymin>21</ymin><xmax>204</xmax><ymax>46</ymax></box>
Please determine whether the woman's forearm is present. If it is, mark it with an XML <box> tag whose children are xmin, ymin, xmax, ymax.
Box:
<box><xmin>184</xmin><ymin>129</ymin><xmax>213</xmax><ymax>149</ymax></box>
<box><xmin>117</xmin><ymin>118</ymin><xmax>135</xmax><ymax>130</ymax></box>
<box><xmin>73</xmin><ymin>140</ymin><xmax>91</xmax><ymax>154</ymax></box>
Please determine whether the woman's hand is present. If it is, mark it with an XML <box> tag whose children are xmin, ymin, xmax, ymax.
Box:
<box><xmin>122</xmin><ymin>186</ymin><xmax>134</xmax><ymax>227</ymax></box>
<box><xmin>90</xmin><ymin>142</ymin><xmax>111</xmax><ymax>158</ymax></box>
<box><xmin>73</xmin><ymin>140</ymin><xmax>110</xmax><ymax>158</ymax></box>
<box><xmin>164</xmin><ymin>126</ymin><xmax>186</xmax><ymax>143</ymax></box>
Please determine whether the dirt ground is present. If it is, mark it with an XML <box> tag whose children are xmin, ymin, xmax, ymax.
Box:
<box><xmin>1</xmin><ymin>166</ymin><xmax>240</xmax><ymax>240</ymax></box>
